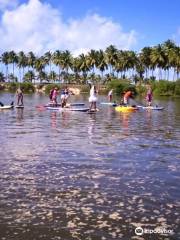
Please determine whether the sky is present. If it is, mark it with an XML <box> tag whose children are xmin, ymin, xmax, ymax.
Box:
<box><xmin>0</xmin><ymin>0</ymin><xmax>179</xmax><ymax>55</ymax></box>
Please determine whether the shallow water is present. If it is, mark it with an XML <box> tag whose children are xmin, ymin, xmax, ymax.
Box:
<box><xmin>0</xmin><ymin>93</ymin><xmax>180</xmax><ymax>240</ymax></box>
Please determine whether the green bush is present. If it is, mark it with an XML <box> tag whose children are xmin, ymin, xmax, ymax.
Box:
<box><xmin>0</xmin><ymin>84</ymin><xmax>6</xmax><ymax>91</ymax></box>
<box><xmin>174</xmin><ymin>80</ymin><xmax>180</xmax><ymax>96</ymax></box>
<box><xmin>79</xmin><ymin>84</ymin><xmax>90</xmax><ymax>93</ymax></box>
<box><xmin>136</xmin><ymin>85</ymin><xmax>147</xmax><ymax>95</ymax></box>
<box><xmin>153</xmin><ymin>80</ymin><xmax>176</xmax><ymax>96</ymax></box>
<box><xmin>7</xmin><ymin>82</ymin><xmax>35</xmax><ymax>93</ymax></box>
<box><xmin>107</xmin><ymin>79</ymin><xmax>136</xmax><ymax>96</ymax></box>
<box><xmin>45</xmin><ymin>84</ymin><xmax>61</xmax><ymax>94</ymax></box>
<box><xmin>7</xmin><ymin>82</ymin><xmax>17</xmax><ymax>92</ymax></box>
<box><xmin>21</xmin><ymin>82</ymin><xmax>35</xmax><ymax>93</ymax></box>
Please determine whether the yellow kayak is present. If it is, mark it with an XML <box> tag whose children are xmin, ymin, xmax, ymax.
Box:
<box><xmin>115</xmin><ymin>106</ymin><xmax>138</xmax><ymax>112</ymax></box>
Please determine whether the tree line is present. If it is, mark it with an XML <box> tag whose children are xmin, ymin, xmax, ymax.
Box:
<box><xmin>0</xmin><ymin>40</ymin><xmax>179</xmax><ymax>84</ymax></box>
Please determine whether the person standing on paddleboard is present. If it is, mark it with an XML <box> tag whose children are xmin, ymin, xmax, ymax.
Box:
<box><xmin>16</xmin><ymin>88</ymin><xmax>24</xmax><ymax>106</ymax></box>
<box><xmin>146</xmin><ymin>86</ymin><xmax>153</xmax><ymax>106</ymax></box>
<box><xmin>89</xmin><ymin>85</ymin><xmax>98</xmax><ymax>111</ymax></box>
<box><xmin>108</xmin><ymin>89</ymin><xmax>113</xmax><ymax>102</ymax></box>
<box><xmin>60</xmin><ymin>86</ymin><xmax>69</xmax><ymax>108</ymax></box>
<box><xmin>52</xmin><ymin>87</ymin><xmax>58</xmax><ymax>106</ymax></box>
<box><xmin>49</xmin><ymin>88</ymin><xmax>55</xmax><ymax>102</ymax></box>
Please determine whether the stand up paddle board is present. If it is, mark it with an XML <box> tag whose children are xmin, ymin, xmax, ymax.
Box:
<box><xmin>87</xmin><ymin>109</ymin><xmax>99</xmax><ymax>114</ymax></box>
<box><xmin>45</xmin><ymin>102</ymin><xmax>85</xmax><ymax>107</ymax></box>
<box><xmin>16</xmin><ymin>105</ymin><xmax>24</xmax><ymax>109</ymax></box>
<box><xmin>46</xmin><ymin>106</ymin><xmax>89</xmax><ymax>112</ymax></box>
<box><xmin>100</xmin><ymin>102</ymin><xmax>117</xmax><ymax>106</ymax></box>
<box><xmin>137</xmin><ymin>105</ymin><xmax>164</xmax><ymax>110</ymax></box>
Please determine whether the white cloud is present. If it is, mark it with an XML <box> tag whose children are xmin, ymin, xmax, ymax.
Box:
<box><xmin>0</xmin><ymin>0</ymin><xmax>19</xmax><ymax>11</ymax></box>
<box><xmin>0</xmin><ymin>0</ymin><xmax>137</xmax><ymax>55</ymax></box>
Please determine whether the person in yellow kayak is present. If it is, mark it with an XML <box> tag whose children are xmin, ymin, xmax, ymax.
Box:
<box><xmin>123</xmin><ymin>90</ymin><xmax>133</xmax><ymax>105</ymax></box>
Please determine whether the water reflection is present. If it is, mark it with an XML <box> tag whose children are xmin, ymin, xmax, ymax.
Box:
<box><xmin>87</xmin><ymin>114</ymin><xmax>96</xmax><ymax>143</ymax></box>
<box><xmin>16</xmin><ymin>108</ymin><xmax>24</xmax><ymax>122</ymax></box>
<box><xmin>0</xmin><ymin>93</ymin><xmax>179</xmax><ymax>240</ymax></box>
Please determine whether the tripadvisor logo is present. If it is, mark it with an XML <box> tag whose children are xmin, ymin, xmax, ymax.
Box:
<box><xmin>135</xmin><ymin>227</ymin><xmax>144</xmax><ymax>236</ymax></box>
<box><xmin>135</xmin><ymin>226</ymin><xmax>173</xmax><ymax>236</ymax></box>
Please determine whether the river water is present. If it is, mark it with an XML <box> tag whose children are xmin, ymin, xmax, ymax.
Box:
<box><xmin>0</xmin><ymin>93</ymin><xmax>179</xmax><ymax>240</ymax></box>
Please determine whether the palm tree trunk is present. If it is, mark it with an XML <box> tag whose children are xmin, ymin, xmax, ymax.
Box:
<box><xmin>6</xmin><ymin>65</ymin><xmax>8</xmax><ymax>82</ymax></box>
<box><xmin>167</xmin><ymin>69</ymin><xmax>170</xmax><ymax>81</ymax></box>
<box><xmin>173</xmin><ymin>69</ymin><xmax>176</xmax><ymax>81</ymax></box>
<box><xmin>19</xmin><ymin>69</ymin><xmax>21</xmax><ymax>82</ymax></box>
<box><xmin>59</xmin><ymin>66</ymin><xmax>61</xmax><ymax>82</ymax></box>
<box><xmin>13</xmin><ymin>63</ymin><xmax>15</xmax><ymax>82</ymax></box>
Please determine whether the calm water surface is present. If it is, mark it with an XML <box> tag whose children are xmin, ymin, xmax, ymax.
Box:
<box><xmin>0</xmin><ymin>93</ymin><xmax>179</xmax><ymax>240</ymax></box>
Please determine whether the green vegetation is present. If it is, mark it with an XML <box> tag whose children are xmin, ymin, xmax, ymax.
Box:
<box><xmin>44</xmin><ymin>84</ymin><xmax>61</xmax><ymax>94</ymax></box>
<box><xmin>152</xmin><ymin>80</ymin><xmax>180</xmax><ymax>96</ymax></box>
<box><xmin>7</xmin><ymin>82</ymin><xmax>35</xmax><ymax>93</ymax></box>
<box><xmin>0</xmin><ymin>40</ymin><xmax>179</xmax><ymax>96</ymax></box>
<box><xmin>107</xmin><ymin>79</ymin><xmax>137</xmax><ymax>95</ymax></box>
<box><xmin>174</xmin><ymin>81</ymin><xmax>180</xmax><ymax>96</ymax></box>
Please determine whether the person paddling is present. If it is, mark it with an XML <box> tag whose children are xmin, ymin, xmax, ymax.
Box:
<box><xmin>49</xmin><ymin>88</ymin><xmax>54</xmax><ymax>102</ymax></box>
<box><xmin>60</xmin><ymin>86</ymin><xmax>69</xmax><ymax>108</ymax></box>
<box><xmin>146</xmin><ymin>86</ymin><xmax>153</xmax><ymax>106</ymax></box>
<box><xmin>52</xmin><ymin>87</ymin><xmax>58</xmax><ymax>106</ymax></box>
<box><xmin>123</xmin><ymin>90</ymin><xmax>132</xmax><ymax>105</ymax></box>
<box><xmin>16</xmin><ymin>88</ymin><xmax>24</xmax><ymax>106</ymax></box>
<box><xmin>108</xmin><ymin>89</ymin><xmax>113</xmax><ymax>102</ymax></box>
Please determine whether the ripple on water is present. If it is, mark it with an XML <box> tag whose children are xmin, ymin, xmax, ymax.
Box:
<box><xmin>0</xmin><ymin>94</ymin><xmax>180</xmax><ymax>239</ymax></box>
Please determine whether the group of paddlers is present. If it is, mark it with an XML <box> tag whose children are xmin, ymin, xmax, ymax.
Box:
<box><xmin>49</xmin><ymin>86</ymin><xmax>73</xmax><ymax>107</ymax></box>
<box><xmin>107</xmin><ymin>85</ymin><xmax>153</xmax><ymax>106</ymax></box>
<box><xmin>1</xmin><ymin>84</ymin><xmax>153</xmax><ymax>109</ymax></box>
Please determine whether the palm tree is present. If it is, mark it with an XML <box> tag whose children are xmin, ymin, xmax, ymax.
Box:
<box><xmin>78</xmin><ymin>53</ymin><xmax>90</xmax><ymax>83</ymax></box>
<box><xmin>24</xmin><ymin>70</ymin><xmax>35</xmax><ymax>82</ymax></box>
<box><xmin>1</xmin><ymin>52</ymin><xmax>10</xmax><ymax>82</ymax></box>
<box><xmin>173</xmin><ymin>46</ymin><xmax>180</xmax><ymax>80</ymax></box>
<box><xmin>86</xmin><ymin>49</ymin><xmax>98</xmax><ymax>75</ymax></box>
<box><xmin>139</xmin><ymin>47</ymin><xmax>152</xmax><ymax>79</ymax></box>
<box><xmin>60</xmin><ymin>50</ymin><xmax>73</xmax><ymax>83</ymax></box>
<box><xmin>49</xmin><ymin>70</ymin><xmax>57</xmax><ymax>83</ymax></box>
<box><xmin>44</xmin><ymin>51</ymin><xmax>52</xmax><ymax>74</ymax></box>
<box><xmin>135</xmin><ymin>58</ymin><xmax>145</xmax><ymax>84</ymax></box>
<box><xmin>52</xmin><ymin>50</ymin><xmax>63</xmax><ymax>82</ymax></box>
<box><xmin>96</xmin><ymin>50</ymin><xmax>108</xmax><ymax>79</ymax></box>
<box><xmin>72</xmin><ymin>57</ymin><xmax>81</xmax><ymax>83</ymax></box>
<box><xmin>34</xmin><ymin>57</ymin><xmax>46</xmax><ymax>82</ymax></box>
<box><xmin>150</xmin><ymin>44</ymin><xmax>166</xmax><ymax>80</ymax></box>
<box><xmin>27</xmin><ymin>51</ymin><xmax>36</xmax><ymax>71</ymax></box>
<box><xmin>8</xmin><ymin>73</ymin><xmax>18</xmax><ymax>82</ymax></box>
<box><xmin>0</xmin><ymin>72</ymin><xmax>5</xmax><ymax>82</ymax></box>
<box><xmin>105</xmin><ymin>45</ymin><xmax>118</xmax><ymax>75</ymax></box>
<box><xmin>17</xmin><ymin>51</ymin><xmax>27</xmax><ymax>82</ymax></box>
<box><xmin>9</xmin><ymin>51</ymin><xmax>18</xmax><ymax>80</ymax></box>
